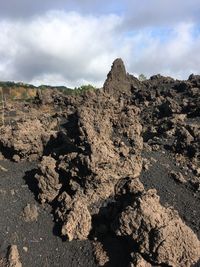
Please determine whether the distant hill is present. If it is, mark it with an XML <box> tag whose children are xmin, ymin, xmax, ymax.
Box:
<box><xmin>0</xmin><ymin>81</ymin><xmax>95</xmax><ymax>101</ymax></box>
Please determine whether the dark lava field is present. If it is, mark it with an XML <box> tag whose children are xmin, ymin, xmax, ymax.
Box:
<box><xmin>0</xmin><ymin>59</ymin><xmax>200</xmax><ymax>267</ymax></box>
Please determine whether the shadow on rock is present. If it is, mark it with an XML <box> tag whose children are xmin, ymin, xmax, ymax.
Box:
<box><xmin>23</xmin><ymin>168</ymin><xmax>40</xmax><ymax>200</ymax></box>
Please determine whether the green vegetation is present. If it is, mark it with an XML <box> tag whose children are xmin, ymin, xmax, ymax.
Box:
<box><xmin>0</xmin><ymin>81</ymin><xmax>96</xmax><ymax>102</ymax></box>
<box><xmin>138</xmin><ymin>74</ymin><xmax>147</xmax><ymax>81</ymax></box>
<box><xmin>73</xmin><ymin>84</ymin><xmax>96</xmax><ymax>95</ymax></box>
<box><xmin>57</xmin><ymin>84</ymin><xmax>96</xmax><ymax>96</ymax></box>
<box><xmin>0</xmin><ymin>81</ymin><xmax>35</xmax><ymax>89</ymax></box>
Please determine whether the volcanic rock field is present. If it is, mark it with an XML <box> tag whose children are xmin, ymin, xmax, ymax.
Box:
<box><xmin>0</xmin><ymin>59</ymin><xmax>200</xmax><ymax>267</ymax></box>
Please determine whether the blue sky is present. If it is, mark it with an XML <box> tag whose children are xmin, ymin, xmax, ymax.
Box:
<box><xmin>0</xmin><ymin>0</ymin><xmax>199</xmax><ymax>86</ymax></box>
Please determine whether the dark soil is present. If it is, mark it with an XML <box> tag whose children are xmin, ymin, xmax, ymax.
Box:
<box><xmin>141</xmin><ymin>150</ymin><xmax>200</xmax><ymax>239</ymax></box>
<box><xmin>0</xmin><ymin>160</ymin><xmax>97</xmax><ymax>267</ymax></box>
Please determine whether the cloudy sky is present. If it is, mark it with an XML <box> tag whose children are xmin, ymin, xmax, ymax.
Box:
<box><xmin>0</xmin><ymin>0</ymin><xmax>200</xmax><ymax>87</ymax></box>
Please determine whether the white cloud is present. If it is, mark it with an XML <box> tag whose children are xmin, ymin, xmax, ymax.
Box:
<box><xmin>1</xmin><ymin>0</ymin><xmax>200</xmax><ymax>26</ymax></box>
<box><xmin>0</xmin><ymin>11</ymin><xmax>125</xmax><ymax>86</ymax></box>
<box><xmin>0</xmin><ymin>11</ymin><xmax>199</xmax><ymax>87</ymax></box>
<box><xmin>128</xmin><ymin>22</ymin><xmax>200</xmax><ymax>79</ymax></box>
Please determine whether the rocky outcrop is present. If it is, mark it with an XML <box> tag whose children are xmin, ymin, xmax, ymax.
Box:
<box><xmin>113</xmin><ymin>181</ymin><xmax>200</xmax><ymax>267</ymax></box>
<box><xmin>36</xmin><ymin>89</ymin><xmax>143</xmax><ymax>240</ymax></box>
<box><xmin>58</xmin><ymin>195</ymin><xmax>92</xmax><ymax>241</ymax></box>
<box><xmin>2</xmin><ymin>58</ymin><xmax>199</xmax><ymax>266</ymax></box>
<box><xmin>0</xmin><ymin>117</ymin><xmax>58</xmax><ymax>161</ymax></box>
<box><xmin>34</xmin><ymin>88</ymin><xmax>64</xmax><ymax>105</ymax></box>
<box><xmin>103</xmin><ymin>58</ymin><xmax>142</xmax><ymax>96</ymax></box>
<box><xmin>36</xmin><ymin>156</ymin><xmax>61</xmax><ymax>203</ymax></box>
<box><xmin>32</xmin><ymin>59</ymin><xmax>200</xmax><ymax>266</ymax></box>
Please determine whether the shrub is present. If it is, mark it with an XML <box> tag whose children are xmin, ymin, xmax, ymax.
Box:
<box><xmin>138</xmin><ymin>74</ymin><xmax>147</xmax><ymax>81</ymax></box>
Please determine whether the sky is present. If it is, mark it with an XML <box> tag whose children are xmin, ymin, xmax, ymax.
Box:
<box><xmin>0</xmin><ymin>0</ymin><xmax>200</xmax><ymax>87</ymax></box>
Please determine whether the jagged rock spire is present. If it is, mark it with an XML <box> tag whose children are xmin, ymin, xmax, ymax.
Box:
<box><xmin>106</xmin><ymin>58</ymin><xmax>127</xmax><ymax>82</ymax></box>
<box><xmin>103</xmin><ymin>58</ymin><xmax>140</xmax><ymax>96</ymax></box>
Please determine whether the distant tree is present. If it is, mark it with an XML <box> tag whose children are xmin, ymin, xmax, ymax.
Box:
<box><xmin>138</xmin><ymin>74</ymin><xmax>147</xmax><ymax>81</ymax></box>
<box><xmin>73</xmin><ymin>84</ymin><xmax>96</xmax><ymax>95</ymax></box>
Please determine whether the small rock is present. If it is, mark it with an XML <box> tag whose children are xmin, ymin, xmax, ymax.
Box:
<box><xmin>93</xmin><ymin>241</ymin><xmax>109</xmax><ymax>266</ymax></box>
<box><xmin>0</xmin><ymin>164</ymin><xmax>8</xmax><ymax>172</ymax></box>
<box><xmin>0</xmin><ymin>189</ymin><xmax>6</xmax><ymax>195</ymax></box>
<box><xmin>10</xmin><ymin>189</ymin><xmax>15</xmax><ymax>196</ymax></box>
<box><xmin>13</xmin><ymin>155</ymin><xmax>20</xmax><ymax>162</ymax></box>
<box><xmin>22</xmin><ymin>247</ymin><xmax>28</xmax><ymax>253</ymax></box>
<box><xmin>0</xmin><ymin>152</ymin><xmax>4</xmax><ymax>160</ymax></box>
<box><xmin>22</xmin><ymin>204</ymin><xmax>39</xmax><ymax>222</ymax></box>
<box><xmin>152</xmin><ymin>144</ymin><xmax>160</xmax><ymax>151</ymax></box>
<box><xmin>150</xmin><ymin>157</ymin><xmax>157</xmax><ymax>163</ymax></box>
<box><xmin>170</xmin><ymin>171</ymin><xmax>187</xmax><ymax>184</ymax></box>
<box><xmin>143</xmin><ymin>158</ymin><xmax>151</xmax><ymax>171</ymax></box>
<box><xmin>143</xmin><ymin>143</ymin><xmax>152</xmax><ymax>152</ymax></box>
<box><xmin>7</xmin><ymin>245</ymin><xmax>22</xmax><ymax>267</ymax></box>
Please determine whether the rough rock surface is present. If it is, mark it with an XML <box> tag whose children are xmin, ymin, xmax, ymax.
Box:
<box><xmin>114</xmin><ymin>182</ymin><xmax>200</xmax><ymax>267</ymax></box>
<box><xmin>36</xmin><ymin>89</ymin><xmax>143</xmax><ymax>240</ymax></box>
<box><xmin>33</xmin><ymin>59</ymin><xmax>143</xmax><ymax>244</ymax></box>
<box><xmin>34</xmin><ymin>88</ymin><xmax>64</xmax><ymax>105</ymax></box>
<box><xmin>130</xmin><ymin>253</ymin><xmax>151</xmax><ymax>267</ymax></box>
<box><xmin>93</xmin><ymin>241</ymin><xmax>109</xmax><ymax>266</ymax></box>
<box><xmin>1</xmin><ymin>58</ymin><xmax>200</xmax><ymax>266</ymax></box>
<box><xmin>36</xmin><ymin>156</ymin><xmax>61</xmax><ymax>203</ymax></box>
<box><xmin>0</xmin><ymin>118</ymin><xmax>58</xmax><ymax>161</ymax></box>
<box><xmin>7</xmin><ymin>245</ymin><xmax>22</xmax><ymax>267</ymax></box>
<box><xmin>22</xmin><ymin>204</ymin><xmax>39</xmax><ymax>222</ymax></box>
<box><xmin>59</xmin><ymin>195</ymin><xmax>92</xmax><ymax>241</ymax></box>
<box><xmin>0</xmin><ymin>258</ymin><xmax>7</xmax><ymax>267</ymax></box>
<box><xmin>33</xmin><ymin>59</ymin><xmax>200</xmax><ymax>266</ymax></box>
<box><xmin>103</xmin><ymin>58</ymin><xmax>142</xmax><ymax>96</ymax></box>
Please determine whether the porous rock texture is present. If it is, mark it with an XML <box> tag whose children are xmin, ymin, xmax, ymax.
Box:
<box><xmin>113</xmin><ymin>179</ymin><xmax>200</xmax><ymax>267</ymax></box>
<box><xmin>1</xmin><ymin>59</ymin><xmax>199</xmax><ymax>266</ymax></box>
<box><xmin>22</xmin><ymin>203</ymin><xmax>39</xmax><ymax>222</ymax></box>
<box><xmin>129</xmin><ymin>71</ymin><xmax>200</xmax><ymax>195</ymax></box>
<box><xmin>0</xmin><ymin>117</ymin><xmax>58</xmax><ymax>161</ymax></box>
<box><xmin>34</xmin><ymin>88</ymin><xmax>65</xmax><ymax>105</ymax></box>
<box><xmin>36</xmin><ymin>77</ymin><xmax>143</xmax><ymax>240</ymax></box>
<box><xmin>130</xmin><ymin>252</ymin><xmax>151</xmax><ymax>267</ymax></box>
<box><xmin>7</xmin><ymin>245</ymin><xmax>22</xmax><ymax>267</ymax></box>
<box><xmin>36</xmin><ymin>156</ymin><xmax>61</xmax><ymax>203</ymax></box>
<box><xmin>103</xmin><ymin>58</ymin><xmax>142</xmax><ymax>96</ymax></box>
<box><xmin>34</xmin><ymin>59</ymin><xmax>200</xmax><ymax>266</ymax></box>
<box><xmin>93</xmin><ymin>241</ymin><xmax>109</xmax><ymax>266</ymax></box>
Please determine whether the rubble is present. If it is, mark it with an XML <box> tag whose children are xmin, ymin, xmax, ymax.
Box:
<box><xmin>1</xmin><ymin>58</ymin><xmax>200</xmax><ymax>266</ymax></box>
<box><xmin>0</xmin><ymin>118</ymin><xmax>58</xmax><ymax>161</ymax></box>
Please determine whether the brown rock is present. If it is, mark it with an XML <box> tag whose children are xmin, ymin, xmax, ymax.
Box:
<box><xmin>22</xmin><ymin>204</ymin><xmax>38</xmax><ymax>222</ymax></box>
<box><xmin>130</xmin><ymin>252</ymin><xmax>151</xmax><ymax>267</ymax></box>
<box><xmin>35</xmin><ymin>70</ymin><xmax>143</xmax><ymax>241</ymax></box>
<box><xmin>12</xmin><ymin>155</ymin><xmax>20</xmax><ymax>163</ymax></box>
<box><xmin>170</xmin><ymin>171</ymin><xmax>187</xmax><ymax>184</ymax></box>
<box><xmin>103</xmin><ymin>58</ymin><xmax>141</xmax><ymax>96</ymax></box>
<box><xmin>35</xmin><ymin>156</ymin><xmax>61</xmax><ymax>203</ymax></box>
<box><xmin>0</xmin><ymin>152</ymin><xmax>5</xmax><ymax>160</ymax></box>
<box><xmin>0</xmin><ymin>118</ymin><xmax>58</xmax><ymax>161</ymax></box>
<box><xmin>60</xmin><ymin>197</ymin><xmax>92</xmax><ymax>241</ymax></box>
<box><xmin>93</xmin><ymin>241</ymin><xmax>109</xmax><ymax>266</ymax></box>
<box><xmin>114</xmin><ymin>189</ymin><xmax>200</xmax><ymax>267</ymax></box>
<box><xmin>0</xmin><ymin>258</ymin><xmax>7</xmax><ymax>267</ymax></box>
<box><xmin>7</xmin><ymin>245</ymin><xmax>22</xmax><ymax>267</ymax></box>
